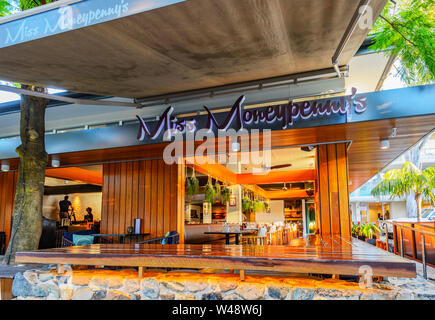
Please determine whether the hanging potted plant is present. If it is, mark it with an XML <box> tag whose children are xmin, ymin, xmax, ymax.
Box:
<box><xmin>254</xmin><ymin>199</ymin><xmax>264</xmax><ymax>213</ymax></box>
<box><xmin>185</xmin><ymin>169</ymin><xmax>199</xmax><ymax>202</ymax></box>
<box><xmin>221</xmin><ymin>186</ymin><xmax>231</xmax><ymax>205</ymax></box>
<box><xmin>242</xmin><ymin>196</ymin><xmax>252</xmax><ymax>213</ymax></box>
<box><xmin>214</xmin><ymin>183</ymin><xmax>221</xmax><ymax>203</ymax></box>
<box><xmin>263</xmin><ymin>201</ymin><xmax>269</xmax><ymax>212</ymax></box>
<box><xmin>204</xmin><ymin>176</ymin><xmax>215</xmax><ymax>203</ymax></box>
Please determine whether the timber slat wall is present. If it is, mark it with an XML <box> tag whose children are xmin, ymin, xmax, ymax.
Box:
<box><xmin>101</xmin><ymin>160</ymin><xmax>184</xmax><ymax>240</ymax></box>
<box><xmin>317</xmin><ymin>143</ymin><xmax>351</xmax><ymax>237</ymax></box>
<box><xmin>0</xmin><ymin>171</ymin><xmax>17</xmax><ymax>246</ymax></box>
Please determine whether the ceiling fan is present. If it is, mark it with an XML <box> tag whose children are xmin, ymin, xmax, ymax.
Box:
<box><xmin>245</xmin><ymin>163</ymin><xmax>292</xmax><ymax>171</ymax></box>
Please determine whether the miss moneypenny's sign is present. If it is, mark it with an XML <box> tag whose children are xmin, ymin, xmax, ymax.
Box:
<box><xmin>136</xmin><ymin>87</ymin><xmax>367</xmax><ymax>142</ymax></box>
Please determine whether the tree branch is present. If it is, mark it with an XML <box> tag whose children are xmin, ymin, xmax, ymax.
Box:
<box><xmin>380</xmin><ymin>15</ymin><xmax>417</xmax><ymax>47</ymax></box>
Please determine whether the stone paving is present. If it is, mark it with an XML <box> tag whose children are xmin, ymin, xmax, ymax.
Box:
<box><xmin>10</xmin><ymin>266</ymin><xmax>435</xmax><ymax>300</ymax></box>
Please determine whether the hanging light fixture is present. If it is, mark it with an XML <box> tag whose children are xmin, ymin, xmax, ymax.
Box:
<box><xmin>1</xmin><ymin>163</ymin><xmax>10</xmax><ymax>172</ymax></box>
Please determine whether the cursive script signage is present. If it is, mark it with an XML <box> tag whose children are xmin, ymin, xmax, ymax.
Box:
<box><xmin>0</xmin><ymin>0</ymin><xmax>185</xmax><ymax>48</ymax></box>
<box><xmin>136</xmin><ymin>87</ymin><xmax>367</xmax><ymax>141</ymax></box>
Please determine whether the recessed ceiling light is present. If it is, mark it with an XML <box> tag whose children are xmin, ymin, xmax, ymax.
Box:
<box><xmin>380</xmin><ymin>139</ymin><xmax>390</xmax><ymax>150</ymax></box>
<box><xmin>51</xmin><ymin>159</ymin><xmax>60</xmax><ymax>167</ymax></box>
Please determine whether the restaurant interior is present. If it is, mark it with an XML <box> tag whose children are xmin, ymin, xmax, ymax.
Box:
<box><xmin>183</xmin><ymin>145</ymin><xmax>318</xmax><ymax>245</ymax></box>
<box><xmin>37</xmin><ymin>144</ymin><xmax>320</xmax><ymax>248</ymax></box>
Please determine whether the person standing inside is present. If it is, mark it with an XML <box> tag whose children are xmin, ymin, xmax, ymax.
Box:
<box><xmin>59</xmin><ymin>195</ymin><xmax>72</xmax><ymax>220</ymax></box>
<box><xmin>84</xmin><ymin>207</ymin><xmax>94</xmax><ymax>222</ymax></box>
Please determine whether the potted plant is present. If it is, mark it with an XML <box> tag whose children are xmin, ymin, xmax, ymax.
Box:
<box><xmin>253</xmin><ymin>199</ymin><xmax>264</xmax><ymax>213</ymax></box>
<box><xmin>204</xmin><ymin>177</ymin><xmax>215</xmax><ymax>204</ymax></box>
<box><xmin>185</xmin><ymin>177</ymin><xmax>199</xmax><ymax>202</ymax></box>
<box><xmin>362</xmin><ymin>223</ymin><xmax>381</xmax><ymax>245</ymax></box>
<box><xmin>351</xmin><ymin>222</ymin><xmax>360</xmax><ymax>238</ymax></box>
<box><xmin>214</xmin><ymin>183</ymin><xmax>221</xmax><ymax>203</ymax></box>
<box><xmin>242</xmin><ymin>196</ymin><xmax>252</xmax><ymax>213</ymax></box>
<box><xmin>220</xmin><ymin>186</ymin><xmax>231</xmax><ymax>205</ymax></box>
<box><xmin>356</xmin><ymin>223</ymin><xmax>366</xmax><ymax>241</ymax></box>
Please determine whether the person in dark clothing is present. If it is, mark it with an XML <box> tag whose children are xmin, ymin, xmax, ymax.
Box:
<box><xmin>59</xmin><ymin>195</ymin><xmax>72</xmax><ymax>220</ymax></box>
<box><xmin>84</xmin><ymin>207</ymin><xmax>94</xmax><ymax>222</ymax></box>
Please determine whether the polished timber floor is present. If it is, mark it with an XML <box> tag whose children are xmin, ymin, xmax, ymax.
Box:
<box><xmin>15</xmin><ymin>235</ymin><xmax>416</xmax><ymax>278</ymax></box>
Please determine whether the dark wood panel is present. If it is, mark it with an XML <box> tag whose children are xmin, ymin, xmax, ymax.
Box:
<box><xmin>101</xmin><ymin>160</ymin><xmax>183</xmax><ymax>240</ymax></box>
<box><xmin>317</xmin><ymin>144</ymin><xmax>330</xmax><ymax>236</ymax></box>
<box><xmin>317</xmin><ymin>143</ymin><xmax>351</xmax><ymax>237</ymax></box>
<box><xmin>337</xmin><ymin>144</ymin><xmax>351</xmax><ymax>237</ymax></box>
<box><xmin>0</xmin><ymin>171</ymin><xmax>17</xmax><ymax>246</ymax></box>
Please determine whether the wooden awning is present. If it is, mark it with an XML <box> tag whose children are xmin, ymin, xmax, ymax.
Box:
<box><xmin>0</xmin><ymin>0</ymin><xmax>386</xmax><ymax>98</ymax></box>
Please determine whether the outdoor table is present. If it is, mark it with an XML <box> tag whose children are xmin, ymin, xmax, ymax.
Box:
<box><xmin>204</xmin><ymin>229</ymin><xmax>257</xmax><ymax>245</ymax></box>
<box><xmin>92</xmin><ymin>233</ymin><xmax>150</xmax><ymax>244</ymax></box>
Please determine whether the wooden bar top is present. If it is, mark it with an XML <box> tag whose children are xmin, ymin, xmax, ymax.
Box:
<box><xmin>15</xmin><ymin>235</ymin><xmax>416</xmax><ymax>278</ymax></box>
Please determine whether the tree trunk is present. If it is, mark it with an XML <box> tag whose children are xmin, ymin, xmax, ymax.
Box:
<box><xmin>404</xmin><ymin>135</ymin><xmax>430</xmax><ymax>218</ymax></box>
<box><xmin>415</xmin><ymin>193</ymin><xmax>422</xmax><ymax>220</ymax></box>
<box><xmin>3</xmin><ymin>86</ymin><xmax>48</xmax><ymax>265</ymax></box>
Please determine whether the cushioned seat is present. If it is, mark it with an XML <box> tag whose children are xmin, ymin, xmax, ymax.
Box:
<box><xmin>72</xmin><ymin>234</ymin><xmax>95</xmax><ymax>246</ymax></box>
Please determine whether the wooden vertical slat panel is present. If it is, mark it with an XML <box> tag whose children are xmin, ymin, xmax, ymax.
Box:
<box><xmin>144</xmin><ymin>160</ymin><xmax>151</xmax><ymax>235</ymax></box>
<box><xmin>5</xmin><ymin>172</ymin><xmax>17</xmax><ymax>244</ymax></box>
<box><xmin>327</xmin><ymin>144</ymin><xmax>341</xmax><ymax>235</ymax></box>
<box><xmin>337</xmin><ymin>143</ymin><xmax>351</xmax><ymax>237</ymax></box>
<box><xmin>100</xmin><ymin>159</ymin><xmax>183</xmax><ymax>240</ymax></box>
<box><xmin>0</xmin><ymin>174</ymin><xmax>6</xmax><ymax>236</ymax></box>
<box><xmin>124</xmin><ymin>162</ymin><xmax>133</xmax><ymax>233</ymax></box>
<box><xmin>113</xmin><ymin>163</ymin><xmax>122</xmax><ymax>235</ymax></box>
<box><xmin>177</xmin><ymin>162</ymin><xmax>185</xmax><ymax>242</ymax></box>
<box><xmin>118</xmin><ymin>162</ymin><xmax>127</xmax><ymax>235</ymax></box>
<box><xmin>150</xmin><ymin>160</ymin><xmax>158</xmax><ymax>237</ymax></box>
<box><xmin>170</xmin><ymin>164</ymin><xmax>177</xmax><ymax>232</ymax></box>
<box><xmin>317</xmin><ymin>145</ymin><xmax>331</xmax><ymax>236</ymax></box>
<box><xmin>107</xmin><ymin>163</ymin><xmax>116</xmax><ymax>235</ymax></box>
<box><xmin>156</xmin><ymin>160</ymin><xmax>164</xmax><ymax>237</ymax></box>
<box><xmin>0</xmin><ymin>172</ymin><xmax>18</xmax><ymax>246</ymax></box>
<box><xmin>137</xmin><ymin>161</ymin><xmax>145</xmax><ymax>233</ymax></box>
<box><xmin>101</xmin><ymin>164</ymin><xmax>109</xmax><ymax>234</ymax></box>
<box><xmin>163</xmin><ymin>163</ymin><xmax>171</xmax><ymax>234</ymax></box>
<box><xmin>131</xmin><ymin>161</ymin><xmax>139</xmax><ymax>228</ymax></box>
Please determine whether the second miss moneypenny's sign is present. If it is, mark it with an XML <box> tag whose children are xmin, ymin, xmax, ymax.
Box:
<box><xmin>136</xmin><ymin>87</ymin><xmax>367</xmax><ymax>142</ymax></box>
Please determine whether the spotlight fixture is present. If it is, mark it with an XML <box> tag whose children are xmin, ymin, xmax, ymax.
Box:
<box><xmin>380</xmin><ymin>139</ymin><xmax>390</xmax><ymax>150</ymax></box>
<box><xmin>1</xmin><ymin>163</ymin><xmax>10</xmax><ymax>172</ymax></box>
<box><xmin>231</xmin><ymin>141</ymin><xmax>240</xmax><ymax>152</ymax></box>
<box><xmin>301</xmin><ymin>146</ymin><xmax>315</xmax><ymax>152</ymax></box>
<box><xmin>51</xmin><ymin>159</ymin><xmax>60</xmax><ymax>167</ymax></box>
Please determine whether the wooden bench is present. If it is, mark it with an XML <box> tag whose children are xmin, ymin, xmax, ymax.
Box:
<box><xmin>15</xmin><ymin>235</ymin><xmax>416</xmax><ymax>280</ymax></box>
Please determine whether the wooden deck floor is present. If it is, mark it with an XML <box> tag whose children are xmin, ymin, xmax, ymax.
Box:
<box><xmin>15</xmin><ymin>235</ymin><xmax>416</xmax><ymax>278</ymax></box>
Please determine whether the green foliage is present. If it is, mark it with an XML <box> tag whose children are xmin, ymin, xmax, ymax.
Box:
<box><xmin>253</xmin><ymin>199</ymin><xmax>264</xmax><ymax>213</ymax></box>
<box><xmin>220</xmin><ymin>186</ymin><xmax>231</xmax><ymax>205</ymax></box>
<box><xmin>362</xmin><ymin>223</ymin><xmax>381</xmax><ymax>239</ymax></box>
<box><xmin>185</xmin><ymin>176</ymin><xmax>199</xmax><ymax>202</ymax></box>
<box><xmin>370</xmin><ymin>0</ymin><xmax>435</xmax><ymax>85</ymax></box>
<box><xmin>371</xmin><ymin>162</ymin><xmax>435</xmax><ymax>204</ymax></box>
<box><xmin>351</xmin><ymin>222</ymin><xmax>361</xmax><ymax>236</ymax></box>
<box><xmin>19</xmin><ymin>0</ymin><xmax>57</xmax><ymax>10</ymax></box>
<box><xmin>352</xmin><ymin>222</ymin><xmax>381</xmax><ymax>239</ymax></box>
<box><xmin>214</xmin><ymin>183</ymin><xmax>221</xmax><ymax>203</ymax></box>
<box><xmin>264</xmin><ymin>201</ymin><xmax>269</xmax><ymax>212</ymax></box>
<box><xmin>0</xmin><ymin>1</ymin><xmax>12</xmax><ymax>16</ymax></box>
<box><xmin>204</xmin><ymin>182</ymin><xmax>215</xmax><ymax>204</ymax></box>
<box><xmin>242</xmin><ymin>196</ymin><xmax>252</xmax><ymax>213</ymax></box>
